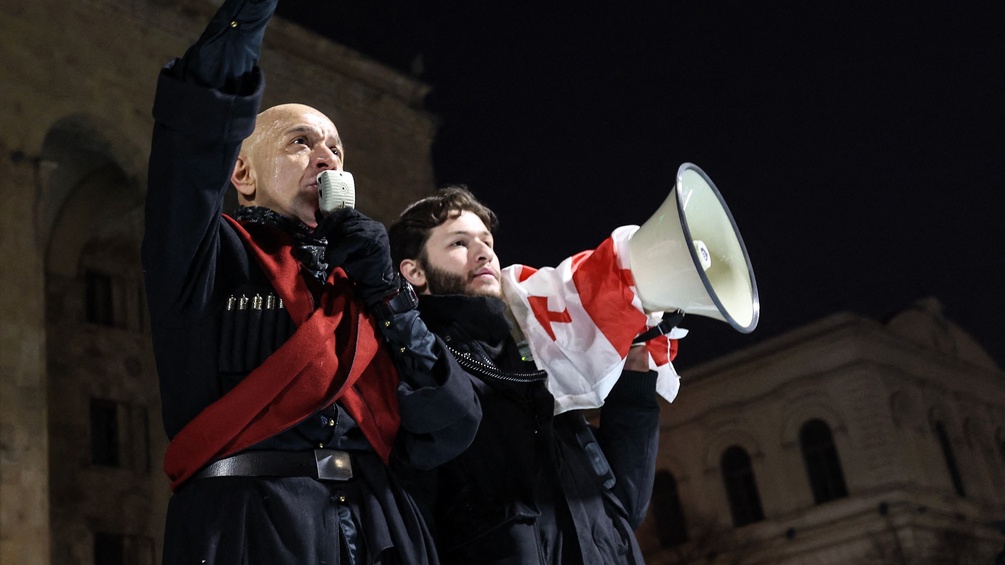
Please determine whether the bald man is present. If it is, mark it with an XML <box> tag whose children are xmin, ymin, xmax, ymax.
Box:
<box><xmin>230</xmin><ymin>103</ymin><xmax>344</xmax><ymax>227</ymax></box>
<box><xmin>142</xmin><ymin>1</ymin><xmax>479</xmax><ymax>564</ymax></box>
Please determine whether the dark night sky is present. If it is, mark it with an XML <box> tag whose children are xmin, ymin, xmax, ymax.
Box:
<box><xmin>277</xmin><ymin>2</ymin><xmax>1005</xmax><ymax>369</ymax></box>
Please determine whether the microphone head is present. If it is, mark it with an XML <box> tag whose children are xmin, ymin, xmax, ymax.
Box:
<box><xmin>317</xmin><ymin>170</ymin><xmax>356</xmax><ymax>212</ymax></box>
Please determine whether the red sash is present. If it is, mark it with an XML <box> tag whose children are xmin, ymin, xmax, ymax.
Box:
<box><xmin>162</xmin><ymin>216</ymin><xmax>401</xmax><ymax>491</ymax></box>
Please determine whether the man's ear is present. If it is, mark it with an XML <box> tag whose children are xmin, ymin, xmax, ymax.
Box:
<box><xmin>399</xmin><ymin>259</ymin><xmax>428</xmax><ymax>293</ymax></box>
<box><xmin>231</xmin><ymin>155</ymin><xmax>256</xmax><ymax>199</ymax></box>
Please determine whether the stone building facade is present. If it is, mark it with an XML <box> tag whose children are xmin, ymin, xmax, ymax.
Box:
<box><xmin>0</xmin><ymin>1</ymin><xmax>437</xmax><ymax>564</ymax></box>
<box><xmin>635</xmin><ymin>298</ymin><xmax>1005</xmax><ymax>564</ymax></box>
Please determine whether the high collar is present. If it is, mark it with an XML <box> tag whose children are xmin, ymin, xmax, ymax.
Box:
<box><xmin>231</xmin><ymin>206</ymin><xmax>328</xmax><ymax>283</ymax></box>
<box><xmin>417</xmin><ymin>294</ymin><xmax>513</xmax><ymax>344</ymax></box>
<box><xmin>231</xmin><ymin>206</ymin><xmax>318</xmax><ymax>240</ymax></box>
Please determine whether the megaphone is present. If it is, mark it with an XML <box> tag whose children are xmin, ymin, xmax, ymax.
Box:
<box><xmin>627</xmin><ymin>163</ymin><xmax>759</xmax><ymax>333</ymax></box>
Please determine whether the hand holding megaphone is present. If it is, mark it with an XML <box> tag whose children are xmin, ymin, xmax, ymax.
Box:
<box><xmin>317</xmin><ymin>170</ymin><xmax>356</xmax><ymax>213</ymax></box>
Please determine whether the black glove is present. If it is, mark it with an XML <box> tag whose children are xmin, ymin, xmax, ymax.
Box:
<box><xmin>176</xmin><ymin>0</ymin><xmax>278</xmax><ymax>92</ymax></box>
<box><xmin>316</xmin><ymin>208</ymin><xmax>399</xmax><ymax>307</ymax></box>
<box><xmin>316</xmin><ymin>209</ymin><xmax>433</xmax><ymax>383</ymax></box>
<box><xmin>632</xmin><ymin>310</ymin><xmax>685</xmax><ymax>344</ymax></box>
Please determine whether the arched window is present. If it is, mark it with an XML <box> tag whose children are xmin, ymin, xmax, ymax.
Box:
<box><xmin>721</xmin><ymin>446</ymin><xmax>764</xmax><ymax>527</ymax></box>
<box><xmin>799</xmin><ymin>419</ymin><xmax>848</xmax><ymax>504</ymax></box>
<box><xmin>652</xmin><ymin>470</ymin><xmax>688</xmax><ymax>547</ymax></box>
<box><xmin>935</xmin><ymin>421</ymin><xmax>965</xmax><ymax>497</ymax></box>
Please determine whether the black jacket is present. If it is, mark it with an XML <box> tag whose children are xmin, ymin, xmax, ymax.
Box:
<box><xmin>415</xmin><ymin>294</ymin><xmax>660</xmax><ymax>565</ymax></box>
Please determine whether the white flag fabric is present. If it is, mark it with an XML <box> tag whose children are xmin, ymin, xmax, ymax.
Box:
<box><xmin>502</xmin><ymin>226</ymin><xmax>683</xmax><ymax>414</ymax></box>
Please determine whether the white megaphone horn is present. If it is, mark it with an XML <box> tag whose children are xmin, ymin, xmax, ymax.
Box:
<box><xmin>627</xmin><ymin>162</ymin><xmax>759</xmax><ymax>333</ymax></box>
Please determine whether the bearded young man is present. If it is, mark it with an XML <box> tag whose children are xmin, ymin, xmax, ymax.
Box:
<box><xmin>388</xmin><ymin>186</ymin><xmax>661</xmax><ymax>565</ymax></box>
<box><xmin>142</xmin><ymin>1</ymin><xmax>480</xmax><ymax>563</ymax></box>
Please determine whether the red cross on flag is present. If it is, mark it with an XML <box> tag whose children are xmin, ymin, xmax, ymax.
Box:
<box><xmin>502</xmin><ymin>226</ymin><xmax>683</xmax><ymax>413</ymax></box>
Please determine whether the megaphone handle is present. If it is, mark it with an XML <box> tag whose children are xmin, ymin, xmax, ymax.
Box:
<box><xmin>632</xmin><ymin>310</ymin><xmax>685</xmax><ymax>344</ymax></box>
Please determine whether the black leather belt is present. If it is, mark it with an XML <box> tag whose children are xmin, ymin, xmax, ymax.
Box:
<box><xmin>191</xmin><ymin>449</ymin><xmax>354</xmax><ymax>482</ymax></box>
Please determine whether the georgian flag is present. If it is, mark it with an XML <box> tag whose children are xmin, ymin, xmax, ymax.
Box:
<box><xmin>502</xmin><ymin>225</ymin><xmax>684</xmax><ymax>414</ymax></box>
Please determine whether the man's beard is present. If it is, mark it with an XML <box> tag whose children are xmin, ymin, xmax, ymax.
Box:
<box><xmin>423</xmin><ymin>261</ymin><xmax>500</xmax><ymax>298</ymax></box>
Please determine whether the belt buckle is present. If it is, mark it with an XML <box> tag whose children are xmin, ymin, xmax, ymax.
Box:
<box><xmin>315</xmin><ymin>449</ymin><xmax>353</xmax><ymax>481</ymax></box>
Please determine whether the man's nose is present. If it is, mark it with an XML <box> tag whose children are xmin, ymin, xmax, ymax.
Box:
<box><xmin>314</xmin><ymin>146</ymin><xmax>340</xmax><ymax>169</ymax></box>
<box><xmin>474</xmin><ymin>241</ymin><xmax>495</xmax><ymax>262</ymax></box>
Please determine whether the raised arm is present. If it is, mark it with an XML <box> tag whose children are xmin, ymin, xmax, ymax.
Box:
<box><xmin>142</xmin><ymin>0</ymin><xmax>277</xmax><ymax>309</ymax></box>
<box><xmin>595</xmin><ymin>350</ymin><xmax>661</xmax><ymax>528</ymax></box>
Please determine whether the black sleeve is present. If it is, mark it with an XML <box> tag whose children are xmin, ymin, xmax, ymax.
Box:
<box><xmin>370</xmin><ymin>294</ymin><xmax>482</xmax><ymax>469</ymax></box>
<box><xmin>375</xmin><ymin>309</ymin><xmax>440</xmax><ymax>387</ymax></box>
<box><xmin>393</xmin><ymin>333</ymin><xmax>482</xmax><ymax>471</ymax></box>
<box><xmin>173</xmin><ymin>0</ymin><xmax>277</xmax><ymax>93</ymax></box>
<box><xmin>595</xmin><ymin>370</ymin><xmax>661</xmax><ymax>529</ymax></box>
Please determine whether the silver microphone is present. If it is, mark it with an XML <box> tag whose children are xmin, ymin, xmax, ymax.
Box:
<box><xmin>317</xmin><ymin>170</ymin><xmax>356</xmax><ymax>213</ymax></box>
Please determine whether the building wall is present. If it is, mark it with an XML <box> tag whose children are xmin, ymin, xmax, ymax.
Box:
<box><xmin>0</xmin><ymin>139</ymin><xmax>51</xmax><ymax>565</ymax></box>
<box><xmin>0</xmin><ymin>1</ymin><xmax>438</xmax><ymax>563</ymax></box>
<box><xmin>638</xmin><ymin>301</ymin><xmax>1005</xmax><ymax>564</ymax></box>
